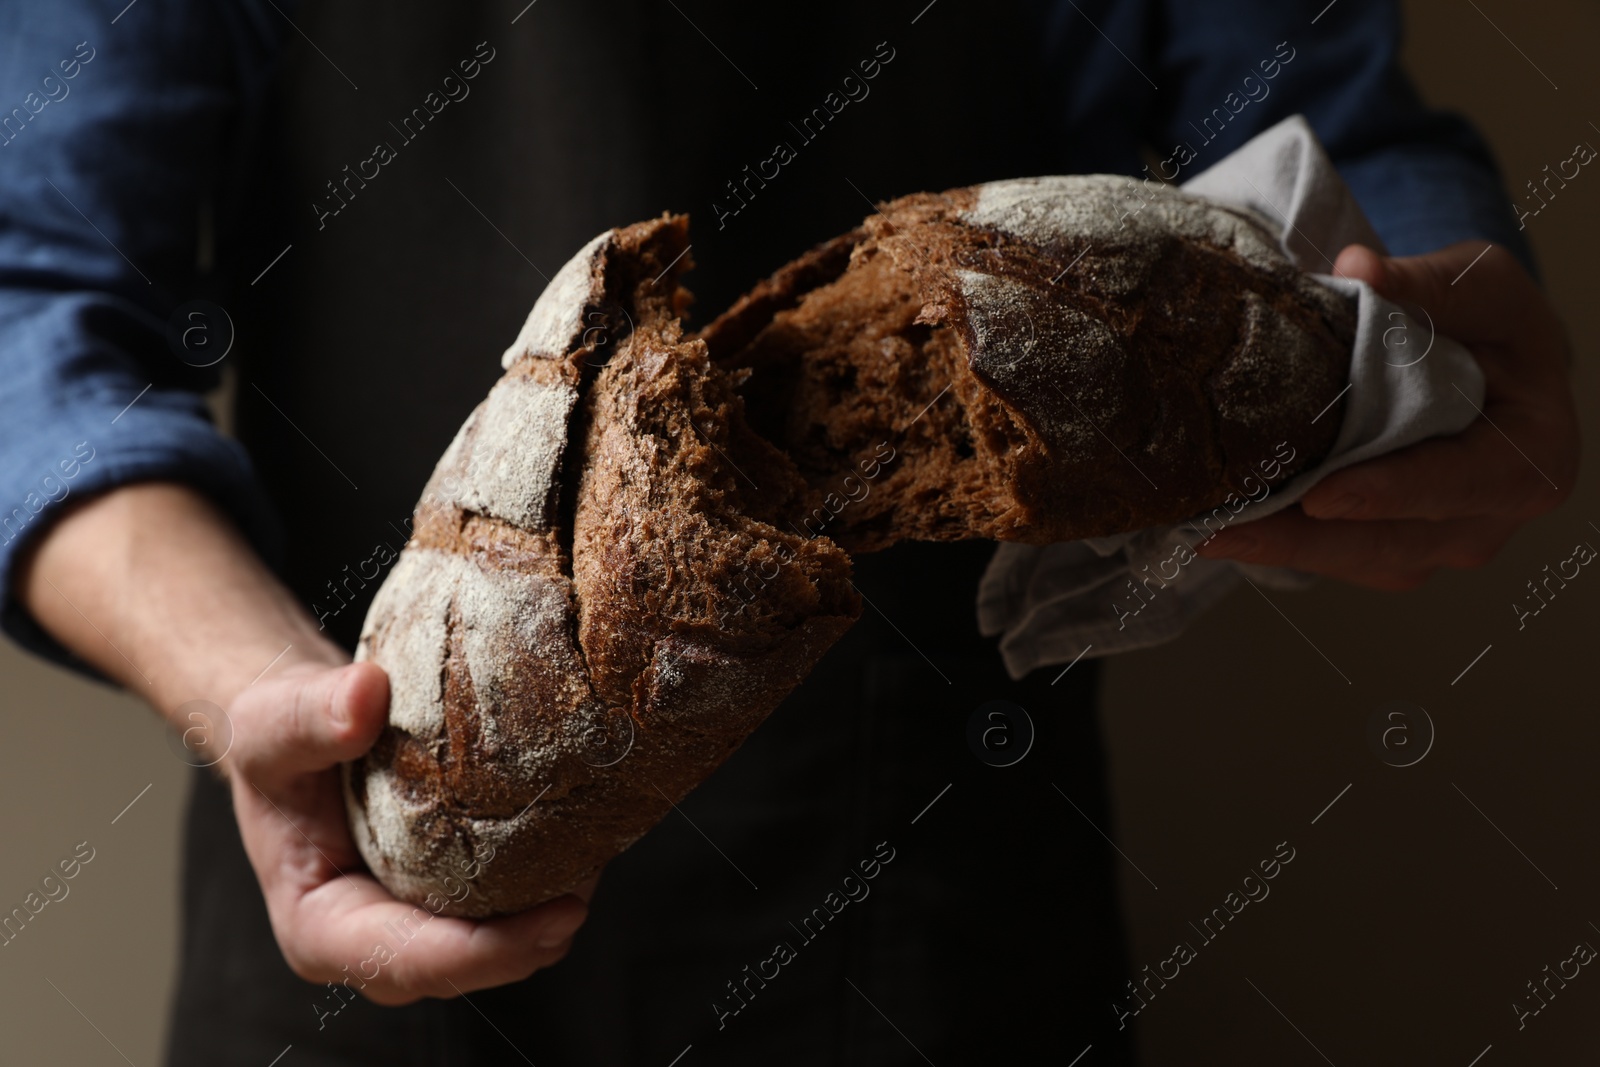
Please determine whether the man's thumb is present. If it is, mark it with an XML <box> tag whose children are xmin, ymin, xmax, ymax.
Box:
<box><xmin>234</xmin><ymin>661</ymin><xmax>390</xmax><ymax>778</ymax></box>
<box><xmin>1334</xmin><ymin>240</ymin><xmax>1529</xmax><ymax>346</ymax></box>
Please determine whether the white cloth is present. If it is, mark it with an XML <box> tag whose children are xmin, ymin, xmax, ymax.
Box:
<box><xmin>977</xmin><ymin>115</ymin><xmax>1485</xmax><ymax>679</ymax></box>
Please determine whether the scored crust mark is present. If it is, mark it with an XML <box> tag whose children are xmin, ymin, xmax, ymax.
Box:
<box><xmin>350</xmin><ymin>179</ymin><xmax>1358</xmax><ymax>917</ymax></box>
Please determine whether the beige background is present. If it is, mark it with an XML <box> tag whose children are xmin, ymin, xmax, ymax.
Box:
<box><xmin>0</xmin><ymin>1</ymin><xmax>1595</xmax><ymax>1062</ymax></box>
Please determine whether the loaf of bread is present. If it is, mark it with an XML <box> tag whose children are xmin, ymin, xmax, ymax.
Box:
<box><xmin>344</xmin><ymin>178</ymin><xmax>1353</xmax><ymax>916</ymax></box>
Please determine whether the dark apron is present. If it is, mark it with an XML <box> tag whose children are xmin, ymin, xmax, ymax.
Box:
<box><xmin>172</xmin><ymin>2</ymin><xmax>1149</xmax><ymax>1061</ymax></box>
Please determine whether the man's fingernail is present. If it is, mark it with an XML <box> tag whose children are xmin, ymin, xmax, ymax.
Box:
<box><xmin>1314</xmin><ymin>494</ymin><xmax>1363</xmax><ymax>518</ymax></box>
<box><xmin>536</xmin><ymin>910</ymin><xmax>585</xmax><ymax>948</ymax></box>
<box><xmin>329</xmin><ymin>689</ymin><xmax>351</xmax><ymax>732</ymax></box>
<box><xmin>330</xmin><ymin>667</ymin><xmax>362</xmax><ymax>732</ymax></box>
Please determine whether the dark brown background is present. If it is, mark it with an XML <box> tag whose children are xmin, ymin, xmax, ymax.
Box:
<box><xmin>1</xmin><ymin>1</ymin><xmax>1594</xmax><ymax>1061</ymax></box>
<box><xmin>1102</xmin><ymin>2</ymin><xmax>1600</xmax><ymax>1061</ymax></box>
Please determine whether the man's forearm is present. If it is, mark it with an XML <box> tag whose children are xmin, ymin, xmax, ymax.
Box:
<box><xmin>14</xmin><ymin>482</ymin><xmax>344</xmax><ymax>721</ymax></box>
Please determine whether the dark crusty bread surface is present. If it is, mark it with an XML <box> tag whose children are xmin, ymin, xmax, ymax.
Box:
<box><xmin>346</xmin><ymin>177</ymin><xmax>1355</xmax><ymax>915</ymax></box>
<box><xmin>702</xmin><ymin>178</ymin><xmax>1355</xmax><ymax>551</ymax></box>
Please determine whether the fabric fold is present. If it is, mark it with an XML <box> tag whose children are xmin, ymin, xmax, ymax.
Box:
<box><xmin>978</xmin><ymin>114</ymin><xmax>1485</xmax><ymax>678</ymax></box>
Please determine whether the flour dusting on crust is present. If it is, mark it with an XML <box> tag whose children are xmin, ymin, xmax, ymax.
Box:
<box><xmin>457</xmin><ymin>375</ymin><xmax>577</xmax><ymax>529</ymax></box>
<box><xmin>956</xmin><ymin>268</ymin><xmax>1121</xmax><ymax>459</ymax></box>
<box><xmin>356</xmin><ymin>549</ymin><xmax>449</xmax><ymax>737</ymax></box>
<box><xmin>966</xmin><ymin>175</ymin><xmax>1285</xmax><ymax>276</ymax></box>
<box><xmin>500</xmin><ymin>230</ymin><xmax>610</xmax><ymax>369</ymax></box>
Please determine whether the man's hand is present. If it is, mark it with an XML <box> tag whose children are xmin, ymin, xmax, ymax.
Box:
<box><xmin>227</xmin><ymin>656</ymin><xmax>591</xmax><ymax>1006</ymax></box>
<box><xmin>16</xmin><ymin>483</ymin><xmax>590</xmax><ymax>1006</ymax></box>
<box><xmin>1198</xmin><ymin>240</ymin><xmax>1580</xmax><ymax>589</ymax></box>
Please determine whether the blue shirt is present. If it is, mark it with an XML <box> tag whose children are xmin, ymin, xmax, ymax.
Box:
<box><xmin>0</xmin><ymin>0</ymin><xmax>1532</xmax><ymax>674</ymax></box>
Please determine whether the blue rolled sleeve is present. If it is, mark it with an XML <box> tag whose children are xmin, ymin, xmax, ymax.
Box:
<box><xmin>0</xmin><ymin>1</ymin><xmax>286</xmax><ymax>674</ymax></box>
<box><xmin>1147</xmin><ymin>0</ymin><xmax>1533</xmax><ymax>270</ymax></box>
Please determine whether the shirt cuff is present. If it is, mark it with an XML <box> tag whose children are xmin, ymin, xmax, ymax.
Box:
<box><xmin>1338</xmin><ymin>145</ymin><xmax>1538</xmax><ymax>280</ymax></box>
<box><xmin>0</xmin><ymin>392</ymin><xmax>283</xmax><ymax>681</ymax></box>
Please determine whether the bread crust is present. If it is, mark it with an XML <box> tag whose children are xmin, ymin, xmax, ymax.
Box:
<box><xmin>347</xmin><ymin>179</ymin><xmax>1355</xmax><ymax>915</ymax></box>
<box><xmin>703</xmin><ymin>178</ymin><xmax>1354</xmax><ymax>550</ymax></box>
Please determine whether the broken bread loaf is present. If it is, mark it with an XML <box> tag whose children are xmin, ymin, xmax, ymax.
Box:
<box><xmin>345</xmin><ymin>178</ymin><xmax>1354</xmax><ymax>916</ymax></box>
